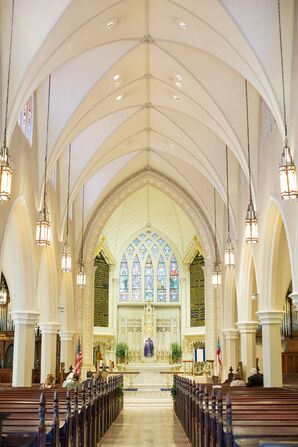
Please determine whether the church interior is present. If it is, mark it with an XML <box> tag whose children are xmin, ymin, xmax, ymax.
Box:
<box><xmin>1</xmin><ymin>0</ymin><xmax>298</xmax><ymax>445</ymax></box>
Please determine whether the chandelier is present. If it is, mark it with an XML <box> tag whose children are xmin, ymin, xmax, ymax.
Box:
<box><xmin>0</xmin><ymin>0</ymin><xmax>15</xmax><ymax>201</ymax></box>
<box><xmin>277</xmin><ymin>0</ymin><xmax>298</xmax><ymax>199</ymax></box>
<box><xmin>244</xmin><ymin>80</ymin><xmax>258</xmax><ymax>244</ymax></box>
<box><xmin>36</xmin><ymin>75</ymin><xmax>52</xmax><ymax>246</ymax></box>
<box><xmin>212</xmin><ymin>189</ymin><xmax>221</xmax><ymax>288</ymax></box>
<box><xmin>77</xmin><ymin>185</ymin><xmax>86</xmax><ymax>287</ymax></box>
<box><xmin>61</xmin><ymin>144</ymin><xmax>72</xmax><ymax>273</ymax></box>
<box><xmin>224</xmin><ymin>146</ymin><xmax>235</xmax><ymax>268</ymax></box>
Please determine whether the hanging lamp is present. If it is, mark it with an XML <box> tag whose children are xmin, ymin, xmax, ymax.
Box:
<box><xmin>77</xmin><ymin>185</ymin><xmax>86</xmax><ymax>287</ymax></box>
<box><xmin>36</xmin><ymin>75</ymin><xmax>52</xmax><ymax>246</ymax></box>
<box><xmin>224</xmin><ymin>146</ymin><xmax>235</xmax><ymax>268</ymax></box>
<box><xmin>212</xmin><ymin>189</ymin><xmax>221</xmax><ymax>288</ymax></box>
<box><xmin>61</xmin><ymin>144</ymin><xmax>72</xmax><ymax>273</ymax></box>
<box><xmin>0</xmin><ymin>0</ymin><xmax>15</xmax><ymax>201</ymax></box>
<box><xmin>277</xmin><ymin>0</ymin><xmax>298</xmax><ymax>199</ymax></box>
<box><xmin>244</xmin><ymin>80</ymin><xmax>259</xmax><ymax>244</ymax></box>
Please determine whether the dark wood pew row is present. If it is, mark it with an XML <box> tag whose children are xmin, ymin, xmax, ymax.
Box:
<box><xmin>174</xmin><ymin>375</ymin><xmax>298</xmax><ymax>447</ymax></box>
<box><xmin>0</xmin><ymin>374</ymin><xmax>123</xmax><ymax>446</ymax></box>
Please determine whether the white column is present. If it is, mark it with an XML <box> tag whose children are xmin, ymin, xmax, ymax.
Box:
<box><xmin>39</xmin><ymin>323</ymin><xmax>60</xmax><ymax>383</ymax></box>
<box><xmin>12</xmin><ymin>311</ymin><xmax>39</xmax><ymax>387</ymax></box>
<box><xmin>81</xmin><ymin>263</ymin><xmax>95</xmax><ymax>377</ymax></box>
<box><xmin>236</xmin><ymin>321</ymin><xmax>258</xmax><ymax>380</ymax></box>
<box><xmin>223</xmin><ymin>328</ymin><xmax>239</xmax><ymax>373</ymax></box>
<box><xmin>257</xmin><ymin>310</ymin><xmax>284</xmax><ymax>387</ymax></box>
<box><xmin>59</xmin><ymin>330</ymin><xmax>75</xmax><ymax>370</ymax></box>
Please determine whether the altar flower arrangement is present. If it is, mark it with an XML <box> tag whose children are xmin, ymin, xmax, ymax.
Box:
<box><xmin>116</xmin><ymin>343</ymin><xmax>129</xmax><ymax>363</ymax></box>
<box><xmin>170</xmin><ymin>343</ymin><xmax>182</xmax><ymax>364</ymax></box>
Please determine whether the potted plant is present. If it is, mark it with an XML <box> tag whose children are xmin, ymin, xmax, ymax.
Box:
<box><xmin>116</xmin><ymin>342</ymin><xmax>129</xmax><ymax>364</ymax></box>
<box><xmin>170</xmin><ymin>343</ymin><xmax>182</xmax><ymax>364</ymax></box>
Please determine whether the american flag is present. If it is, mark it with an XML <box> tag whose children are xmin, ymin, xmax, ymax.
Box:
<box><xmin>74</xmin><ymin>337</ymin><xmax>82</xmax><ymax>375</ymax></box>
<box><xmin>216</xmin><ymin>336</ymin><xmax>222</xmax><ymax>366</ymax></box>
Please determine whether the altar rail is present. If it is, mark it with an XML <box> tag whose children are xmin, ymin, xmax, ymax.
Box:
<box><xmin>174</xmin><ymin>375</ymin><xmax>298</xmax><ymax>447</ymax></box>
<box><xmin>0</xmin><ymin>375</ymin><xmax>123</xmax><ymax>446</ymax></box>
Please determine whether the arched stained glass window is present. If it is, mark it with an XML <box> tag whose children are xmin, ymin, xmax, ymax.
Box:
<box><xmin>144</xmin><ymin>255</ymin><xmax>154</xmax><ymax>302</ymax></box>
<box><xmin>119</xmin><ymin>255</ymin><xmax>129</xmax><ymax>302</ymax></box>
<box><xmin>157</xmin><ymin>256</ymin><xmax>166</xmax><ymax>302</ymax></box>
<box><xmin>132</xmin><ymin>255</ymin><xmax>141</xmax><ymax>302</ymax></box>
<box><xmin>170</xmin><ymin>254</ymin><xmax>179</xmax><ymax>302</ymax></box>
<box><xmin>18</xmin><ymin>95</ymin><xmax>34</xmax><ymax>145</ymax></box>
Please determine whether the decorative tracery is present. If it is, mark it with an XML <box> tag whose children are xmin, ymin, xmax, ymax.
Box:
<box><xmin>18</xmin><ymin>95</ymin><xmax>34</xmax><ymax>145</ymax></box>
<box><xmin>119</xmin><ymin>230</ymin><xmax>179</xmax><ymax>303</ymax></box>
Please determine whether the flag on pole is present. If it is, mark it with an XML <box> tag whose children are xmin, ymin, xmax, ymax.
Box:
<box><xmin>216</xmin><ymin>336</ymin><xmax>222</xmax><ymax>366</ymax></box>
<box><xmin>74</xmin><ymin>337</ymin><xmax>82</xmax><ymax>375</ymax></box>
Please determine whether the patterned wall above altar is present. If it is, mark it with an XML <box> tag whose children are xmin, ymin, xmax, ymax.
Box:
<box><xmin>190</xmin><ymin>253</ymin><xmax>205</xmax><ymax>327</ymax></box>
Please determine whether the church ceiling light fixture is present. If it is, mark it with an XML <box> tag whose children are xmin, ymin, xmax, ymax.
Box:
<box><xmin>61</xmin><ymin>144</ymin><xmax>72</xmax><ymax>273</ymax></box>
<box><xmin>36</xmin><ymin>75</ymin><xmax>52</xmax><ymax>246</ymax></box>
<box><xmin>244</xmin><ymin>79</ymin><xmax>259</xmax><ymax>244</ymax></box>
<box><xmin>277</xmin><ymin>0</ymin><xmax>298</xmax><ymax>199</ymax></box>
<box><xmin>0</xmin><ymin>0</ymin><xmax>15</xmax><ymax>202</ymax></box>
<box><xmin>176</xmin><ymin>19</ymin><xmax>187</xmax><ymax>30</ymax></box>
<box><xmin>173</xmin><ymin>94</ymin><xmax>180</xmax><ymax>101</ymax></box>
<box><xmin>224</xmin><ymin>146</ymin><xmax>235</xmax><ymax>268</ymax></box>
<box><xmin>106</xmin><ymin>18</ymin><xmax>118</xmax><ymax>29</ymax></box>
<box><xmin>212</xmin><ymin>189</ymin><xmax>221</xmax><ymax>288</ymax></box>
<box><xmin>116</xmin><ymin>94</ymin><xmax>123</xmax><ymax>101</ymax></box>
<box><xmin>77</xmin><ymin>185</ymin><xmax>86</xmax><ymax>288</ymax></box>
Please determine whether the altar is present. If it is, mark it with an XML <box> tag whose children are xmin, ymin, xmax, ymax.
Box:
<box><xmin>117</xmin><ymin>362</ymin><xmax>182</xmax><ymax>388</ymax></box>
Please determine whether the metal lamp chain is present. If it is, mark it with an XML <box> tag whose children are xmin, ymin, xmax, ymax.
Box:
<box><xmin>214</xmin><ymin>188</ymin><xmax>218</xmax><ymax>263</ymax></box>
<box><xmin>245</xmin><ymin>79</ymin><xmax>252</xmax><ymax>202</ymax></box>
<box><xmin>80</xmin><ymin>185</ymin><xmax>85</xmax><ymax>264</ymax></box>
<box><xmin>226</xmin><ymin>145</ymin><xmax>230</xmax><ymax>238</ymax></box>
<box><xmin>3</xmin><ymin>0</ymin><xmax>15</xmax><ymax>148</ymax></box>
<box><xmin>43</xmin><ymin>75</ymin><xmax>52</xmax><ymax>210</ymax></box>
<box><xmin>278</xmin><ymin>0</ymin><xmax>288</xmax><ymax>140</ymax></box>
<box><xmin>66</xmin><ymin>143</ymin><xmax>71</xmax><ymax>242</ymax></box>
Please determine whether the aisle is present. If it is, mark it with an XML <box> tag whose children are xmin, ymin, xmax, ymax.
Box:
<box><xmin>100</xmin><ymin>391</ymin><xmax>190</xmax><ymax>446</ymax></box>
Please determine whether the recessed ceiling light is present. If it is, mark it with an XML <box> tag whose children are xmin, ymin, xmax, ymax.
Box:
<box><xmin>176</xmin><ymin>74</ymin><xmax>182</xmax><ymax>81</ymax></box>
<box><xmin>114</xmin><ymin>81</ymin><xmax>122</xmax><ymax>88</ymax></box>
<box><xmin>116</xmin><ymin>95</ymin><xmax>123</xmax><ymax>101</ymax></box>
<box><xmin>173</xmin><ymin>94</ymin><xmax>180</xmax><ymax>101</ymax></box>
<box><xmin>113</xmin><ymin>74</ymin><xmax>121</xmax><ymax>81</ymax></box>
<box><xmin>175</xmin><ymin>81</ymin><xmax>182</xmax><ymax>88</ymax></box>
<box><xmin>176</xmin><ymin>19</ymin><xmax>187</xmax><ymax>29</ymax></box>
<box><xmin>106</xmin><ymin>18</ymin><xmax>118</xmax><ymax>29</ymax></box>
<box><xmin>169</xmin><ymin>142</ymin><xmax>175</xmax><ymax>148</ymax></box>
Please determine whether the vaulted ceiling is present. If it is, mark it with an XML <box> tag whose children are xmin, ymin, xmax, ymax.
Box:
<box><xmin>0</xmin><ymin>0</ymin><xmax>295</xmax><ymax>251</ymax></box>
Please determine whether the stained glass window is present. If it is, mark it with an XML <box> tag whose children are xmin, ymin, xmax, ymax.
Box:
<box><xmin>144</xmin><ymin>255</ymin><xmax>154</xmax><ymax>302</ymax></box>
<box><xmin>119</xmin><ymin>255</ymin><xmax>129</xmax><ymax>302</ymax></box>
<box><xmin>158</xmin><ymin>238</ymin><xmax>164</xmax><ymax>246</ymax></box>
<box><xmin>170</xmin><ymin>254</ymin><xmax>179</xmax><ymax>302</ymax></box>
<box><xmin>157</xmin><ymin>256</ymin><xmax>166</xmax><ymax>302</ymax></box>
<box><xmin>127</xmin><ymin>244</ymin><xmax>135</xmax><ymax>259</ymax></box>
<box><xmin>132</xmin><ymin>255</ymin><xmax>141</xmax><ymax>302</ymax></box>
<box><xmin>18</xmin><ymin>95</ymin><xmax>34</xmax><ymax>145</ymax></box>
<box><xmin>145</xmin><ymin>238</ymin><xmax>153</xmax><ymax>247</ymax></box>
<box><xmin>133</xmin><ymin>238</ymin><xmax>141</xmax><ymax>246</ymax></box>
<box><xmin>152</xmin><ymin>244</ymin><xmax>159</xmax><ymax>258</ymax></box>
<box><xmin>139</xmin><ymin>244</ymin><xmax>147</xmax><ymax>260</ymax></box>
<box><xmin>163</xmin><ymin>244</ymin><xmax>172</xmax><ymax>258</ymax></box>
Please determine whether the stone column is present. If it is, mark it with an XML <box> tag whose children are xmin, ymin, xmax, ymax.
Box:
<box><xmin>223</xmin><ymin>328</ymin><xmax>239</xmax><ymax>373</ymax></box>
<box><xmin>257</xmin><ymin>310</ymin><xmax>284</xmax><ymax>387</ymax></box>
<box><xmin>81</xmin><ymin>263</ymin><xmax>95</xmax><ymax>377</ymax></box>
<box><xmin>59</xmin><ymin>331</ymin><xmax>75</xmax><ymax>371</ymax></box>
<box><xmin>236</xmin><ymin>321</ymin><xmax>258</xmax><ymax>380</ymax></box>
<box><xmin>39</xmin><ymin>323</ymin><xmax>60</xmax><ymax>383</ymax></box>
<box><xmin>12</xmin><ymin>311</ymin><xmax>39</xmax><ymax>386</ymax></box>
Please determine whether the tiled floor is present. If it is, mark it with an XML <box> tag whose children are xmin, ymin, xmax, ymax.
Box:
<box><xmin>100</xmin><ymin>391</ymin><xmax>191</xmax><ymax>446</ymax></box>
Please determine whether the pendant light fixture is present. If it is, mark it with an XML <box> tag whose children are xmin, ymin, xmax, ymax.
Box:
<box><xmin>224</xmin><ymin>146</ymin><xmax>235</xmax><ymax>268</ymax></box>
<box><xmin>61</xmin><ymin>144</ymin><xmax>72</xmax><ymax>273</ymax></box>
<box><xmin>212</xmin><ymin>189</ymin><xmax>221</xmax><ymax>288</ymax></box>
<box><xmin>36</xmin><ymin>75</ymin><xmax>52</xmax><ymax>246</ymax></box>
<box><xmin>244</xmin><ymin>79</ymin><xmax>259</xmax><ymax>244</ymax></box>
<box><xmin>0</xmin><ymin>0</ymin><xmax>15</xmax><ymax>201</ymax></box>
<box><xmin>77</xmin><ymin>185</ymin><xmax>86</xmax><ymax>288</ymax></box>
<box><xmin>277</xmin><ymin>0</ymin><xmax>298</xmax><ymax>199</ymax></box>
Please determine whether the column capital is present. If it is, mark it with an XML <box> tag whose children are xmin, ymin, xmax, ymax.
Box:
<box><xmin>236</xmin><ymin>321</ymin><xmax>259</xmax><ymax>333</ymax></box>
<box><xmin>12</xmin><ymin>311</ymin><xmax>39</xmax><ymax>326</ymax></box>
<box><xmin>223</xmin><ymin>328</ymin><xmax>239</xmax><ymax>340</ymax></box>
<box><xmin>257</xmin><ymin>310</ymin><xmax>284</xmax><ymax>325</ymax></box>
<box><xmin>59</xmin><ymin>330</ymin><xmax>75</xmax><ymax>342</ymax></box>
<box><xmin>39</xmin><ymin>322</ymin><xmax>60</xmax><ymax>334</ymax></box>
<box><xmin>289</xmin><ymin>292</ymin><xmax>298</xmax><ymax>312</ymax></box>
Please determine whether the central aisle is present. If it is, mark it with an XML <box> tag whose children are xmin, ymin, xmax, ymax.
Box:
<box><xmin>100</xmin><ymin>391</ymin><xmax>190</xmax><ymax>446</ymax></box>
